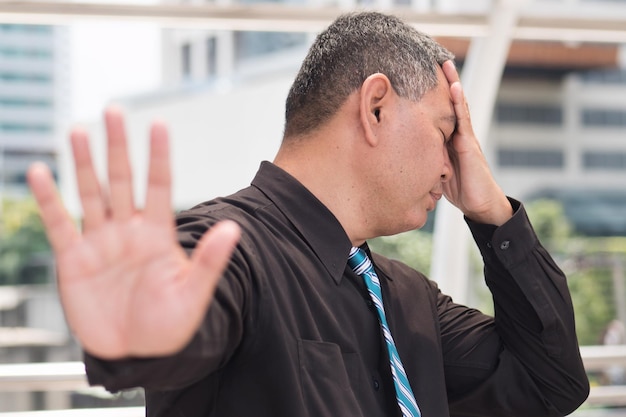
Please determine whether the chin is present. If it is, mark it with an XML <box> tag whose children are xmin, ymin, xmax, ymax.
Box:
<box><xmin>408</xmin><ymin>213</ymin><xmax>428</xmax><ymax>231</ymax></box>
<box><xmin>395</xmin><ymin>218</ymin><xmax>427</xmax><ymax>235</ymax></box>
<box><xmin>411</xmin><ymin>222</ymin><xmax>427</xmax><ymax>232</ymax></box>
<box><xmin>378</xmin><ymin>211</ymin><xmax>427</xmax><ymax>237</ymax></box>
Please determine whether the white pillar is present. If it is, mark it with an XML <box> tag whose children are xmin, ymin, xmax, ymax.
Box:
<box><xmin>563</xmin><ymin>73</ymin><xmax>581</xmax><ymax>179</ymax></box>
<box><xmin>216</xmin><ymin>31</ymin><xmax>235</xmax><ymax>79</ymax></box>
<box><xmin>430</xmin><ymin>0</ymin><xmax>532</xmax><ymax>304</ymax></box>
<box><xmin>216</xmin><ymin>0</ymin><xmax>235</xmax><ymax>80</ymax></box>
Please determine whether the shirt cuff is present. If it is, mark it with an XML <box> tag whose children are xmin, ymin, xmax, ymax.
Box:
<box><xmin>465</xmin><ymin>198</ymin><xmax>539</xmax><ymax>268</ymax></box>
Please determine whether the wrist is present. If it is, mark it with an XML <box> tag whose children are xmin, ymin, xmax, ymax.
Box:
<box><xmin>465</xmin><ymin>196</ymin><xmax>513</xmax><ymax>226</ymax></box>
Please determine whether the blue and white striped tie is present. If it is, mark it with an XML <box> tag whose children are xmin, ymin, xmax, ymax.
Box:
<box><xmin>348</xmin><ymin>246</ymin><xmax>422</xmax><ymax>417</ymax></box>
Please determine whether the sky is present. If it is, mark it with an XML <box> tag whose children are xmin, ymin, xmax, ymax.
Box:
<box><xmin>68</xmin><ymin>3</ymin><xmax>161</xmax><ymax>122</ymax></box>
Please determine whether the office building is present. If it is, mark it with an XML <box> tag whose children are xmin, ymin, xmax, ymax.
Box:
<box><xmin>0</xmin><ymin>24</ymin><xmax>69</xmax><ymax>197</ymax></box>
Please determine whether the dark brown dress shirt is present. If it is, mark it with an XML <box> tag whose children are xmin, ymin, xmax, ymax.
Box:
<box><xmin>84</xmin><ymin>161</ymin><xmax>589</xmax><ymax>417</ymax></box>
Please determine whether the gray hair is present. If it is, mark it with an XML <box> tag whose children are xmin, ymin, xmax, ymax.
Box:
<box><xmin>283</xmin><ymin>11</ymin><xmax>454</xmax><ymax>139</ymax></box>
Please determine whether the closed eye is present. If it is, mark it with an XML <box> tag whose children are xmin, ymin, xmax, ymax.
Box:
<box><xmin>440</xmin><ymin>114</ymin><xmax>457</xmax><ymax>144</ymax></box>
<box><xmin>441</xmin><ymin>128</ymin><xmax>454</xmax><ymax>145</ymax></box>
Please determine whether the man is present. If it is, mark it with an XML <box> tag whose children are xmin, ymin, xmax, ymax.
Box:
<box><xmin>28</xmin><ymin>11</ymin><xmax>589</xmax><ymax>417</ymax></box>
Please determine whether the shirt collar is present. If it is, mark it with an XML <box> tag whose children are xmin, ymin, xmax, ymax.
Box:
<box><xmin>251</xmin><ymin>161</ymin><xmax>353</xmax><ymax>285</ymax></box>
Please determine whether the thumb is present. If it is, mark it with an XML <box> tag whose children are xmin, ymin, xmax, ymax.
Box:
<box><xmin>186</xmin><ymin>220</ymin><xmax>241</xmax><ymax>305</ymax></box>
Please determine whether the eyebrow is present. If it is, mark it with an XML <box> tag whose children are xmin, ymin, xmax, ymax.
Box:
<box><xmin>441</xmin><ymin>114</ymin><xmax>457</xmax><ymax>131</ymax></box>
<box><xmin>439</xmin><ymin>114</ymin><xmax>457</xmax><ymax>143</ymax></box>
<box><xmin>441</xmin><ymin>114</ymin><xmax>457</xmax><ymax>125</ymax></box>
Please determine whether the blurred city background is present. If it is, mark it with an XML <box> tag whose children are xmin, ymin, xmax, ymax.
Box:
<box><xmin>1</xmin><ymin>0</ymin><xmax>626</xmax><ymax>415</ymax></box>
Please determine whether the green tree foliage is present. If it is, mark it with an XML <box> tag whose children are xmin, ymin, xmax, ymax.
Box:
<box><xmin>369</xmin><ymin>229</ymin><xmax>433</xmax><ymax>273</ymax></box>
<box><xmin>526</xmin><ymin>198</ymin><xmax>623</xmax><ymax>346</ymax></box>
<box><xmin>0</xmin><ymin>198</ymin><xmax>52</xmax><ymax>285</ymax></box>
<box><xmin>524</xmin><ymin>199</ymin><xmax>573</xmax><ymax>249</ymax></box>
<box><xmin>568</xmin><ymin>266</ymin><xmax>616</xmax><ymax>345</ymax></box>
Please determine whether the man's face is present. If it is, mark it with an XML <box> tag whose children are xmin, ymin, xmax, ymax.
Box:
<box><xmin>369</xmin><ymin>68</ymin><xmax>456</xmax><ymax>235</ymax></box>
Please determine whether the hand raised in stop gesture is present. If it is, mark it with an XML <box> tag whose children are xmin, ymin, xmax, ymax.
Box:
<box><xmin>28</xmin><ymin>107</ymin><xmax>241</xmax><ymax>359</ymax></box>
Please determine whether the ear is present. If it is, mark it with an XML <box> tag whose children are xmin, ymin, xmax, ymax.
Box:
<box><xmin>359</xmin><ymin>73</ymin><xmax>393</xmax><ymax>147</ymax></box>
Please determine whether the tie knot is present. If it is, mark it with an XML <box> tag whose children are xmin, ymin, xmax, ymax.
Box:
<box><xmin>348</xmin><ymin>247</ymin><xmax>371</xmax><ymax>275</ymax></box>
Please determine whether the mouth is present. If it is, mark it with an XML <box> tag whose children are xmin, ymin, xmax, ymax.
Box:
<box><xmin>428</xmin><ymin>192</ymin><xmax>443</xmax><ymax>210</ymax></box>
<box><xmin>430</xmin><ymin>192</ymin><xmax>443</xmax><ymax>202</ymax></box>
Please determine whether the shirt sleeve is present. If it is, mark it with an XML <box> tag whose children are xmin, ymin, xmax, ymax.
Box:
<box><xmin>443</xmin><ymin>198</ymin><xmax>589</xmax><ymax>417</ymax></box>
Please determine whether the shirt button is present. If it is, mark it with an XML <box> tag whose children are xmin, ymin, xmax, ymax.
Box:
<box><xmin>373</xmin><ymin>379</ymin><xmax>380</xmax><ymax>391</ymax></box>
<box><xmin>366</xmin><ymin>299</ymin><xmax>374</xmax><ymax>308</ymax></box>
<box><xmin>486</xmin><ymin>242</ymin><xmax>492</xmax><ymax>249</ymax></box>
<box><xmin>500</xmin><ymin>240</ymin><xmax>510</xmax><ymax>250</ymax></box>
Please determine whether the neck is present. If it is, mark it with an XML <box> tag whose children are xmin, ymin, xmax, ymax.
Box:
<box><xmin>273</xmin><ymin>128</ymin><xmax>372</xmax><ymax>247</ymax></box>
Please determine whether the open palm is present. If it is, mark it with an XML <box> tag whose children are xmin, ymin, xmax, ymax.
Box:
<box><xmin>440</xmin><ymin>61</ymin><xmax>512</xmax><ymax>226</ymax></box>
<box><xmin>27</xmin><ymin>108</ymin><xmax>240</xmax><ymax>359</ymax></box>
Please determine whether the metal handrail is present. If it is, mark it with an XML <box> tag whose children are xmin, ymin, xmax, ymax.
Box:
<box><xmin>579</xmin><ymin>345</ymin><xmax>626</xmax><ymax>407</ymax></box>
<box><xmin>581</xmin><ymin>345</ymin><xmax>626</xmax><ymax>370</ymax></box>
<box><xmin>0</xmin><ymin>362</ymin><xmax>87</xmax><ymax>392</ymax></box>
<box><xmin>586</xmin><ymin>385</ymin><xmax>626</xmax><ymax>407</ymax></box>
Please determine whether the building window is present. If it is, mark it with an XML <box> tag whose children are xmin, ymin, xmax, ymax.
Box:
<box><xmin>0</xmin><ymin>98</ymin><xmax>52</xmax><ymax>108</ymax></box>
<box><xmin>1</xmin><ymin>150</ymin><xmax>57</xmax><ymax>187</ymax></box>
<box><xmin>0</xmin><ymin>73</ymin><xmax>52</xmax><ymax>83</ymax></box>
<box><xmin>207</xmin><ymin>37</ymin><xmax>217</xmax><ymax>77</ymax></box>
<box><xmin>582</xmin><ymin>109</ymin><xmax>626</xmax><ymax>127</ymax></box>
<box><xmin>235</xmin><ymin>31</ymin><xmax>307</xmax><ymax>62</ymax></box>
<box><xmin>0</xmin><ymin>123</ymin><xmax>52</xmax><ymax>133</ymax></box>
<box><xmin>583</xmin><ymin>151</ymin><xmax>626</xmax><ymax>170</ymax></box>
<box><xmin>498</xmin><ymin>149</ymin><xmax>564</xmax><ymax>168</ymax></box>
<box><xmin>181</xmin><ymin>43</ymin><xmax>192</xmax><ymax>78</ymax></box>
<box><xmin>0</xmin><ymin>47</ymin><xmax>53</xmax><ymax>59</ymax></box>
<box><xmin>0</xmin><ymin>24</ymin><xmax>52</xmax><ymax>34</ymax></box>
<box><xmin>495</xmin><ymin>103</ymin><xmax>563</xmax><ymax>125</ymax></box>
<box><xmin>580</xmin><ymin>69</ymin><xmax>626</xmax><ymax>85</ymax></box>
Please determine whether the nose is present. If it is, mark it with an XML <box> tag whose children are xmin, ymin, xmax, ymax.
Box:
<box><xmin>441</xmin><ymin>144</ymin><xmax>453</xmax><ymax>183</ymax></box>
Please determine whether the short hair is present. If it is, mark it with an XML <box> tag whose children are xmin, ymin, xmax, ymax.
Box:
<box><xmin>283</xmin><ymin>11</ymin><xmax>454</xmax><ymax>139</ymax></box>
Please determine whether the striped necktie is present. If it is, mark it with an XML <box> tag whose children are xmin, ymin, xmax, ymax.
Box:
<box><xmin>348</xmin><ymin>246</ymin><xmax>422</xmax><ymax>417</ymax></box>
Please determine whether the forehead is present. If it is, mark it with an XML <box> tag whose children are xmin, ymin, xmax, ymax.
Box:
<box><xmin>417</xmin><ymin>67</ymin><xmax>456</xmax><ymax>126</ymax></box>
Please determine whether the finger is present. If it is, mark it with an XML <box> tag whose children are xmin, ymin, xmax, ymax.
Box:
<box><xmin>105</xmin><ymin>106</ymin><xmax>134</xmax><ymax>220</ymax></box>
<box><xmin>448</xmin><ymin>79</ymin><xmax>474</xmax><ymax>139</ymax></box>
<box><xmin>449</xmin><ymin>81</ymin><xmax>469</xmax><ymax>120</ymax></box>
<box><xmin>144</xmin><ymin>121</ymin><xmax>172</xmax><ymax>224</ymax></box>
<box><xmin>71</xmin><ymin>128</ymin><xmax>106</xmax><ymax>231</ymax></box>
<box><xmin>185</xmin><ymin>220</ymin><xmax>241</xmax><ymax>308</ymax></box>
<box><xmin>27</xmin><ymin>162</ymin><xmax>80</xmax><ymax>254</ymax></box>
<box><xmin>442</xmin><ymin>60</ymin><xmax>460</xmax><ymax>85</ymax></box>
<box><xmin>441</xmin><ymin>60</ymin><xmax>470</xmax><ymax>125</ymax></box>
